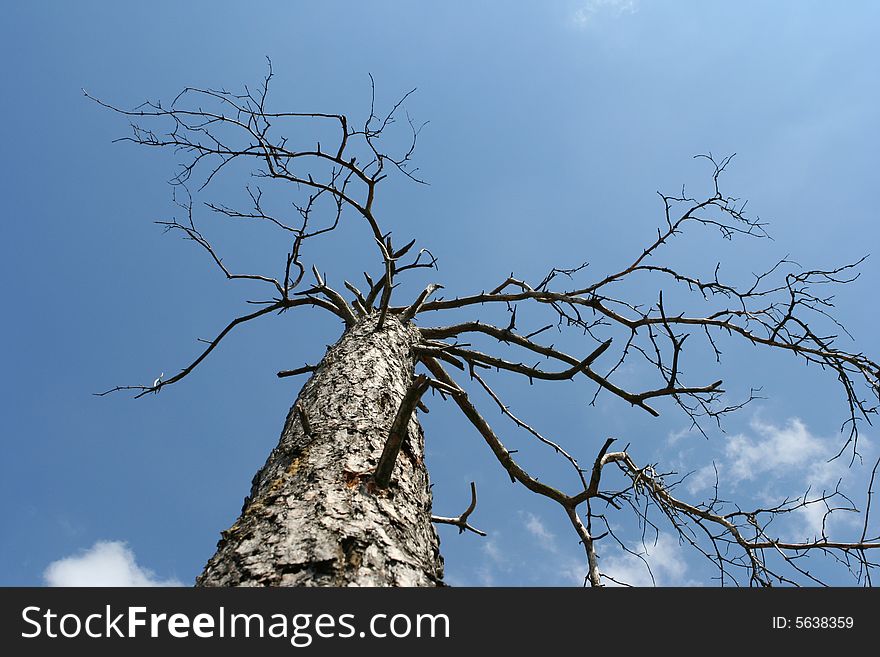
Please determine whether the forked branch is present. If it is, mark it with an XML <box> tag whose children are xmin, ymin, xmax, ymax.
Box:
<box><xmin>432</xmin><ymin>482</ymin><xmax>487</xmax><ymax>536</ymax></box>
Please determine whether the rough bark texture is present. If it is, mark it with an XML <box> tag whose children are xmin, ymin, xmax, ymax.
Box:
<box><xmin>196</xmin><ymin>314</ymin><xmax>444</xmax><ymax>586</ymax></box>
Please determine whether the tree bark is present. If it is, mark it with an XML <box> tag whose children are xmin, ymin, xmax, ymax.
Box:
<box><xmin>196</xmin><ymin>314</ymin><xmax>444</xmax><ymax>586</ymax></box>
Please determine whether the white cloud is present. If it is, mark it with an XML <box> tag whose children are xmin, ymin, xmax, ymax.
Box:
<box><xmin>557</xmin><ymin>557</ymin><xmax>589</xmax><ymax>586</ymax></box>
<box><xmin>475</xmin><ymin>566</ymin><xmax>495</xmax><ymax>587</ymax></box>
<box><xmin>724</xmin><ymin>418</ymin><xmax>828</xmax><ymax>483</ymax></box>
<box><xmin>685</xmin><ymin>463</ymin><xmax>718</xmax><ymax>495</ymax></box>
<box><xmin>519</xmin><ymin>512</ymin><xmax>591</xmax><ymax>584</ymax></box>
<box><xmin>806</xmin><ymin>443</ymin><xmax>861</xmax><ymax>488</ymax></box>
<box><xmin>794</xmin><ymin>500</ymin><xmax>831</xmax><ymax>539</ymax></box>
<box><xmin>571</xmin><ymin>0</ymin><xmax>638</xmax><ymax>27</ymax></box>
<box><xmin>523</xmin><ymin>512</ymin><xmax>555</xmax><ymax>545</ymax></box>
<box><xmin>44</xmin><ymin>541</ymin><xmax>182</xmax><ymax>587</ymax></box>
<box><xmin>704</xmin><ymin>416</ymin><xmax>872</xmax><ymax>492</ymax></box>
<box><xmin>473</xmin><ymin>536</ymin><xmax>513</xmax><ymax>586</ymax></box>
<box><xmin>788</xmin><ymin>491</ymin><xmax>868</xmax><ymax>543</ymax></box>
<box><xmin>667</xmin><ymin>426</ymin><xmax>697</xmax><ymax>446</ymax></box>
<box><xmin>695</xmin><ymin>416</ymin><xmax>874</xmax><ymax>544</ymax></box>
<box><xmin>600</xmin><ymin>534</ymin><xmax>691</xmax><ymax>587</ymax></box>
<box><xmin>482</xmin><ymin>538</ymin><xmax>506</xmax><ymax>566</ymax></box>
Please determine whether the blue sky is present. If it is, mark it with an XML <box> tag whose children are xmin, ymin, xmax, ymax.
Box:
<box><xmin>2</xmin><ymin>1</ymin><xmax>879</xmax><ymax>586</ymax></box>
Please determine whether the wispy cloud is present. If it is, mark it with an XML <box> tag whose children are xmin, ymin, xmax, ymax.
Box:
<box><xmin>682</xmin><ymin>415</ymin><xmax>875</xmax><ymax>543</ymax></box>
<box><xmin>725</xmin><ymin>418</ymin><xmax>828</xmax><ymax>483</ymax></box>
<box><xmin>792</xmin><ymin>493</ymin><xmax>865</xmax><ymax>539</ymax></box>
<box><xmin>682</xmin><ymin>416</ymin><xmax>859</xmax><ymax>493</ymax></box>
<box><xmin>521</xmin><ymin>512</ymin><xmax>591</xmax><ymax>585</ymax></box>
<box><xmin>686</xmin><ymin>416</ymin><xmax>869</xmax><ymax>492</ymax></box>
<box><xmin>471</xmin><ymin>535</ymin><xmax>514</xmax><ymax>586</ymax></box>
<box><xmin>794</xmin><ymin>499</ymin><xmax>832</xmax><ymax>539</ymax></box>
<box><xmin>475</xmin><ymin>566</ymin><xmax>496</xmax><ymax>587</ymax></box>
<box><xmin>523</xmin><ymin>512</ymin><xmax>555</xmax><ymax>545</ymax></box>
<box><xmin>667</xmin><ymin>426</ymin><xmax>698</xmax><ymax>446</ymax></box>
<box><xmin>601</xmin><ymin>534</ymin><xmax>692</xmax><ymax>586</ymax></box>
<box><xmin>557</xmin><ymin>558</ymin><xmax>589</xmax><ymax>586</ymax></box>
<box><xmin>685</xmin><ymin>463</ymin><xmax>719</xmax><ymax>495</ymax></box>
<box><xmin>44</xmin><ymin>541</ymin><xmax>182</xmax><ymax>587</ymax></box>
<box><xmin>482</xmin><ymin>537</ymin><xmax>508</xmax><ymax>567</ymax></box>
<box><xmin>571</xmin><ymin>0</ymin><xmax>638</xmax><ymax>27</ymax></box>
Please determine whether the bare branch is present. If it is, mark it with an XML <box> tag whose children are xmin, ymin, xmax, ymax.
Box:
<box><xmin>421</xmin><ymin>356</ymin><xmax>573</xmax><ymax>504</ymax></box>
<box><xmin>94</xmin><ymin>70</ymin><xmax>880</xmax><ymax>587</ymax></box>
<box><xmin>375</xmin><ymin>238</ymin><xmax>394</xmax><ymax>331</ymax></box>
<box><xmin>431</xmin><ymin>482</ymin><xmax>487</xmax><ymax>536</ymax></box>
<box><xmin>277</xmin><ymin>364</ymin><xmax>318</xmax><ymax>378</ymax></box>
<box><xmin>97</xmin><ymin>300</ymin><xmax>283</xmax><ymax>398</ymax></box>
<box><xmin>344</xmin><ymin>280</ymin><xmax>369</xmax><ymax>310</ymax></box>
<box><xmin>472</xmin><ymin>371</ymin><xmax>588</xmax><ymax>492</ymax></box>
<box><xmin>402</xmin><ymin>283</ymin><xmax>444</xmax><ymax>321</ymax></box>
<box><xmin>373</xmin><ymin>374</ymin><xmax>431</xmax><ymax>488</ymax></box>
<box><xmin>589</xmin><ymin>445</ymin><xmax>880</xmax><ymax>585</ymax></box>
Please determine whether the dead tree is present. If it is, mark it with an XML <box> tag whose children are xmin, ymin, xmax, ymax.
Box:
<box><xmin>90</xmin><ymin>63</ymin><xmax>880</xmax><ymax>586</ymax></box>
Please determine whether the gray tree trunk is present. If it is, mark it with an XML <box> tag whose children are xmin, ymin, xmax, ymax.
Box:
<box><xmin>196</xmin><ymin>314</ymin><xmax>444</xmax><ymax>586</ymax></box>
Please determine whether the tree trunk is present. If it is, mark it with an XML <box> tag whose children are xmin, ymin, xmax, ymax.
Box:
<box><xmin>196</xmin><ymin>314</ymin><xmax>444</xmax><ymax>586</ymax></box>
